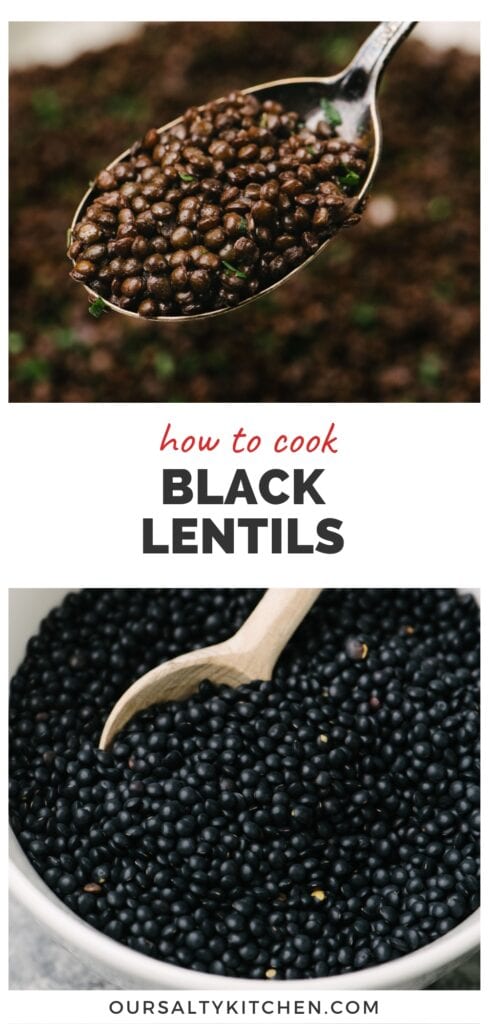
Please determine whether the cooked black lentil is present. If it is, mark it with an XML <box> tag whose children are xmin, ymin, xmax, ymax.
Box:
<box><xmin>9</xmin><ymin>589</ymin><xmax>479</xmax><ymax>980</ymax></box>
<box><xmin>68</xmin><ymin>92</ymin><xmax>365</xmax><ymax>317</ymax></box>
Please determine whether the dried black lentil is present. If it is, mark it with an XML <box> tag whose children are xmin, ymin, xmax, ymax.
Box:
<box><xmin>68</xmin><ymin>92</ymin><xmax>366</xmax><ymax>317</ymax></box>
<box><xmin>9</xmin><ymin>589</ymin><xmax>479</xmax><ymax>979</ymax></box>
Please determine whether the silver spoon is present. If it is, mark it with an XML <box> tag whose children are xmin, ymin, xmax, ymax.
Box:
<box><xmin>70</xmin><ymin>21</ymin><xmax>415</xmax><ymax>323</ymax></box>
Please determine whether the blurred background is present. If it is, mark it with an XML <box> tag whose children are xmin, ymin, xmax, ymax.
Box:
<box><xmin>9</xmin><ymin>22</ymin><xmax>480</xmax><ymax>403</ymax></box>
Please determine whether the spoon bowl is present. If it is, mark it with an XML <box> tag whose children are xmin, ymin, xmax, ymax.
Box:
<box><xmin>69</xmin><ymin>22</ymin><xmax>415</xmax><ymax>323</ymax></box>
<box><xmin>99</xmin><ymin>588</ymin><xmax>321</xmax><ymax>749</ymax></box>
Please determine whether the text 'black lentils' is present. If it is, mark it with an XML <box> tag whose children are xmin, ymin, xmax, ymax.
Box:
<box><xmin>68</xmin><ymin>91</ymin><xmax>366</xmax><ymax>317</ymax></box>
<box><xmin>9</xmin><ymin>589</ymin><xmax>479</xmax><ymax>980</ymax></box>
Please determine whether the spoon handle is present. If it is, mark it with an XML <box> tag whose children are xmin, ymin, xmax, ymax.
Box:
<box><xmin>230</xmin><ymin>588</ymin><xmax>322</xmax><ymax>679</ymax></box>
<box><xmin>341</xmin><ymin>21</ymin><xmax>416</xmax><ymax>94</ymax></box>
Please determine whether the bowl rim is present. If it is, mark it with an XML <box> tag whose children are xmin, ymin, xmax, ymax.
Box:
<box><xmin>10</xmin><ymin>831</ymin><xmax>480</xmax><ymax>990</ymax></box>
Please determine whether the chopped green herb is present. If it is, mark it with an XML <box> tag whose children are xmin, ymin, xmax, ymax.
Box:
<box><xmin>221</xmin><ymin>260</ymin><xmax>247</xmax><ymax>280</ymax></box>
<box><xmin>427</xmin><ymin>196</ymin><xmax>452</xmax><ymax>222</ymax></box>
<box><xmin>351</xmin><ymin>302</ymin><xmax>377</xmax><ymax>329</ymax></box>
<box><xmin>339</xmin><ymin>169</ymin><xmax>360</xmax><ymax>188</ymax></box>
<box><xmin>31</xmin><ymin>87</ymin><xmax>63</xmax><ymax>129</ymax></box>
<box><xmin>259</xmin><ymin>113</ymin><xmax>268</xmax><ymax>128</ymax></box>
<box><xmin>53</xmin><ymin>328</ymin><xmax>77</xmax><ymax>350</ymax></box>
<box><xmin>15</xmin><ymin>357</ymin><xmax>49</xmax><ymax>383</ymax></box>
<box><xmin>320</xmin><ymin>97</ymin><xmax>342</xmax><ymax>127</ymax></box>
<box><xmin>179</xmin><ymin>172</ymin><xmax>195</xmax><ymax>182</ymax></box>
<box><xmin>238</xmin><ymin>217</ymin><xmax>248</xmax><ymax>233</ymax></box>
<box><xmin>88</xmin><ymin>297</ymin><xmax>107</xmax><ymax>319</ymax></box>
<box><xmin>432</xmin><ymin>278</ymin><xmax>455</xmax><ymax>302</ymax></box>
<box><xmin>322</xmin><ymin>36</ymin><xmax>355</xmax><ymax>66</ymax></box>
<box><xmin>154</xmin><ymin>351</ymin><xmax>176</xmax><ymax>378</ymax></box>
<box><xmin>106</xmin><ymin>94</ymin><xmax>149</xmax><ymax>121</ymax></box>
<box><xmin>9</xmin><ymin>331</ymin><xmax>25</xmax><ymax>355</ymax></box>
<box><xmin>418</xmin><ymin>352</ymin><xmax>443</xmax><ymax>386</ymax></box>
<box><xmin>306</xmin><ymin>145</ymin><xmax>315</xmax><ymax>156</ymax></box>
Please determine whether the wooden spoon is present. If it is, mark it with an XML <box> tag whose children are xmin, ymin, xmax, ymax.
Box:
<box><xmin>99</xmin><ymin>588</ymin><xmax>321</xmax><ymax>749</ymax></box>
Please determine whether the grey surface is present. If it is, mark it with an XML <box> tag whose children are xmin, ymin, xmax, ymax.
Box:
<box><xmin>10</xmin><ymin>897</ymin><xmax>109</xmax><ymax>989</ymax></box>
<box><xmin>10</xmin><ymin>896</ymin><xmax>479</xmax><ymax>990</ymax></box>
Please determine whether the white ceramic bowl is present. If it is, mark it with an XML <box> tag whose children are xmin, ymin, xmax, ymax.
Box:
<box><xmin>9</xmin><ymin>589</ymin><xmax>480</xmax><ymax>990</ymax></box>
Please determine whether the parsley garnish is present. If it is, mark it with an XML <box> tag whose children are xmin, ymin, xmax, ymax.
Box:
<box><xmin>339</xmin><ymin>169</ymin><xmax>360</xmax><ymax>188</ymax></box>
<box><xmin>238</xmin><ymin>218</ymin><xmax>248</xmax><ymax>233</ymax></box>
<box><xmin>179</xmin><ymin>172</ymin><xmax>194</xmax><ymax>182</ymax></box>
<box><xmin>221</xmin><ymin>260</ymin><xmax>247</xmax><ymax>280</ymax></box>
<box><xmin>320</xmin><ymin>98</ymin><xmax>342</xmax><ymax>127</ymax></box>
<box><xmin>88</xmin><ymin>297</ymin><xmax>107</xmax><ymax>319</ymax></box>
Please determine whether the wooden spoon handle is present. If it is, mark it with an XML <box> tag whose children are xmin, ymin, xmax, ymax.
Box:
<box><xmin>229</xmin><ymin>588</ymin><xmax>322</xmax><ymax>680</ymax></box>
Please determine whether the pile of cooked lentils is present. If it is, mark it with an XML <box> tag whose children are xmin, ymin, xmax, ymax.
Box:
<box><xmin>9</xmin><ymin>24</ymin><xmax>479</xmax><ymax>402</ymax></box>
<box><xmin>10</xmin><ymin>589</ymin><xmax>479</xmax><ymax>979</ymax></box>
<box><xmin>68</xmin><ymin>91</ymin><xmax>365</xmax><ymax>317</ymax></box>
